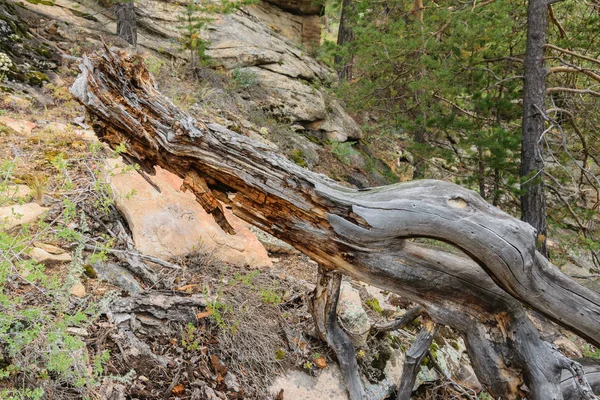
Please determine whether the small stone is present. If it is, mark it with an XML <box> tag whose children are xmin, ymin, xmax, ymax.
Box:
<box><xmin>69</xmin><ymin>281</ymin><xmax>86</xmax><ymax>297</ymax></box>
<box><xmin>0</xmin><ymin>116</ymin><xmax>37</xmax><ymax>135</ymax></box>
<box><xmin>66</xmin><ymin>327</ymin><xmax>89</xmax><ymax>337</ymax></box>
<box><xmin>30</xmin><ymin>247</ymin><xmax>72</xmax><ymax>265</ymax></box>
<box><xmin>3</xmin><ymin>185</ymin><xmax>32</xmax><ymax>202</ymax></box>
<box><xmin>33</xmin><ymin>242</ymin><xmax>67</xmax><ymax>255</ymax></box>
<box><xmin>314</xmin><ymin>357</ymin><xmax>327</xmax><ymax>369</ymax></box>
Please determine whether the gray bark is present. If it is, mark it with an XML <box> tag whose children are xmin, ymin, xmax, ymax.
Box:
<box><xmin>71</xmin><ymin>50</ymin><xmax>600</xmax><ymax>400</ymax></box>
<box><xmin>520</xmin><ymin>0</ymin><xmax>548</xmax><ymax>256</ymax></box>
<box><xmin>335</xmin><ymin>0</ymin><xmax>354</xmax><ymax>80</ymax></box>
<box><xmin>396</xmin><ymin>321</ymin><xmax>438</xmax><ymax>400</ymax></box>
<box><xmin>115</xmin><ymin>1</ymin><xmax>137</xmax><ymax>47</ymax></box>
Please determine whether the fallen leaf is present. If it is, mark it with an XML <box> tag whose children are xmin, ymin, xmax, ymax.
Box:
<box><xmin>275</xmin><ymin>388</ymin><xmax>284</xmax><ymax>400</ymax></box>
<box><xmin>314</xmin><ymin>357</ymin><xmax>327</xmax><ymax>368</ymax></box>
<box><xmin>172</xmin><ymin>383</ymin><xmax>185</xmax><ymax>395</ymax></box>
<box><xmin>211</xmin><ymin>354</ymin><xmax>228</xmax><ymax>375</ymax></box>
<box><xmin>197</xmin><ymin>310</ymin><xmax>211</xmax><ymax>319</ymax></box>
<box><xmin>176</xmin><ymin>284</ymin><xmax>199</xmax><ymax>292</ymax></box>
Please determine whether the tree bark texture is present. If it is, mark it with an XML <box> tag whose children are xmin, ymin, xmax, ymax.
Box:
<box><xmin>334</xmin><ymin>0</ymin><xmax>354</xmax><ymax>80</ymax></box>
<box><xmin>71</xmin><ymin>50</ymin><xmax>600</xmax><ymax>399</ymax></box>
<box><xmin>521</xmin><ymin>0</ymin><xmax>548</xmax><ymax>256</ymax></box>
<box><xmin>115</xmin><ymin>1</ymin><xmax>137</xmax><ymax>47</ymax></box>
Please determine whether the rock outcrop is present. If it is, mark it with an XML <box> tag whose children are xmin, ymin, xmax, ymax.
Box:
<box><xmin>0</xmin><ymin>0</ymin><xmax>58</xmax><ymax>85</ymax></box>
<box><xmin>14</xmin><ymin>0</ymin><xmax>362</xmax><ymax>143</ymax></box>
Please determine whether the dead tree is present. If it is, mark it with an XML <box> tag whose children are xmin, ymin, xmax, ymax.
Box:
<box><xmin>115</xmin><ymin>1</ymin><xmax>137</xmax><ymax>47</ymax></box>
<box><xmin>71</xmin><ymin>50</ymin><xmax>600</xmax><ymax>400</ymax></box>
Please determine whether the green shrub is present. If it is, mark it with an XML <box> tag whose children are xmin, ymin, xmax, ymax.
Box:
<box><xmin>232</xmin><ymin>68</ymin><xmax>257</xmax><ymax>89</ymax></box>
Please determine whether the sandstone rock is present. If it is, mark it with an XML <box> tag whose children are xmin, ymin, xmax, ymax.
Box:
<box><xmin>33</xmin><ymin>242</ymin><xmax>67</xmax><ymax>255</ymax></box>
<box><xmin>106</xmin><ymin>159</ymin><xmax>272</xmax><ymax>268</ymax></box>
<box><xmin>69</xmin><ymin>281</ymin><xmax>86</xmax><ymax>297</ymax></box>
<box><xmin>263</xmin><ymin>0</ymin><xmax>322</xmax><ymax>15</ymax></box>
<box><xmin>1</xmin><ymin>185</ymin><xmax>32</xmax><ymax>203</ymax></box>
<box><xmin>0</xmin><ymin>203</ymin><xmax>48</xmax><ymax>230</ymax></box>
<box><xmin>248</xmin><ymin>225</ymin><xmax>298</xmax><ymax>254</ymax></box>
<box><xmin>248</xmin><ymin>2</ymin><xmax>321</xmax><ymax>48</ymax></box>
<box><xmin>0</xmin><ymin>116</ymin><xmax>37</xmax><ymax>135</ymax></box>
<box><xmin>269</xmin><ymin>363</ymin><xmax>348</xmax><ymax>400</ymax></box>
<box><xmin>30</xmin><ymin>247</ymin><xmax>72</xmax><ymax>265</ymax></box>
<box><xmin>27</xmin><ymin>0</ymin><xmax>362</xmax><ymax>143</ymax></box>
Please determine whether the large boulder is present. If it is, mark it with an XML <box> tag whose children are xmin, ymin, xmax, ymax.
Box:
<box><xmin>106</xmin><ymin>159</ymin><xmax>272</xmax><ymax>268</ymax></box>
<box><xmin>204</xmin><ymin>9</ymin><xmax>362</xmax><ymax>142</ymax></box>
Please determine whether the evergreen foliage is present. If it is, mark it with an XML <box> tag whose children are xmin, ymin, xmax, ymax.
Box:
<box><xmin>329</xmin><ymin>0</ymin><xmax>600</xmax><ymax>264</ymax></box>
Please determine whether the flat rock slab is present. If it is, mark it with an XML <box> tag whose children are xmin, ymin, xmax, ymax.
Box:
<box><xmin>269</xmin><ymin>364</ymin><xmax>349</xmax><ymax>400</ymax></box>
<box><xmin>0</xmin><ymin>116</ymin><xmax>37</xmax><ymax>135</ymax></box>
<box><xmin>0</xmin><ymin>203</ymin><xmax>48</xmax><ymax>230</ymax></box>
<box><xmin>106</xmin><ymin>159</ymin><xmax>272</xmax><ymax>268</ymax></box>
<box><xmin>30</xmin><ymin>247</ymin><xmax>72</xmax><ymax>266</ymax></box>
<box><xmin>1</xmin><ymin>185</ymin><xmax>32</xmax><ymax>203</ymax></box>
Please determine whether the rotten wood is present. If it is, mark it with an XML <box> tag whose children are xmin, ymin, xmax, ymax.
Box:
<box><xmin>71</xmin><ymin>50</ymin><xmax>600</xmax><ymax>400</ymax></box>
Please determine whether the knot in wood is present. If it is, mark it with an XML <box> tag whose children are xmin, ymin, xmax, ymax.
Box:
<box><xmin>448</xmin><ymin>197</ymin><xmax>468</xmax><ymax>209</ymax></box>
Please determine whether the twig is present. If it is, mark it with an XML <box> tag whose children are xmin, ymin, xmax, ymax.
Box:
<box><xmin>84</xmin><ymin>244</ymin><xmax>181</xmax><ymax>269</ymax></box>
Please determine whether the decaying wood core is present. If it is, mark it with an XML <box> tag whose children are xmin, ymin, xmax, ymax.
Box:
<box><xmin>71</xmin><ymin>49</ymin><xmax>600</xmax><ymax>400</ymax></box>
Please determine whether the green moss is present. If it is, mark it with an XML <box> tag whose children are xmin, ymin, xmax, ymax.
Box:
<box><xmin>25</xmin><ymin>0</ymin><xmax>56</xmax><ymax>6</ymax></box>
<box><xmin>289</xmin><ymin>149</ymin><xmax>307</xmax><ymax>167</ymax></box>
<box><xmin>70</xmin><ymin>9</ymin><xmax>98</xmax><ymax>21</ymax></box>
<box><xmin>27</xmin><ymin>70</ymin><xmax>49</xmax><ymax>86</ymax></box>
<box><xmin>365</xmin><ymin>298</ymin><xmax>383</xmax><ymax>315</ymax></box>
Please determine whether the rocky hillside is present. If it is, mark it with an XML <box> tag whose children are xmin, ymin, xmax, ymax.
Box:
<box><xmin>4</xmin><ymin>0</ymin><xmax>396</xmax><ymax>188</ymax></box>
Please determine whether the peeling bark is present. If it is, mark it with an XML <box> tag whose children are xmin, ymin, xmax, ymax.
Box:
<box><xmin>71</xmin><ymin>50</ymin><xmax>600</xmax><ymax>399</ymax></box>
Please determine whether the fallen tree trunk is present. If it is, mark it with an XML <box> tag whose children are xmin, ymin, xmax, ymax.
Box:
<box><xmin>71</xmin><ymin>49</ymin><xmax>600</xmax><ymax>399</ymax></box>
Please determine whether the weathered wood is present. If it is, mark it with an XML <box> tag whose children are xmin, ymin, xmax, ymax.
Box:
<box><xmin>309</xmin><ymin>267</ymin><xmax>365</xmax><ymax>399</ymax></box>
<box><xmin>396</xmin><ymin>319</ymin><xmax>438</xmax><ymax>400</ymax></box>
<box><xmin>71</xmin><ymin>50</ymin><xmax>600</xmax><ymax>399</ymax></box>
<box><xmin>372</xmin><ymin>306</ymin><xmax>423</xmax><ymax>333</ymax></box>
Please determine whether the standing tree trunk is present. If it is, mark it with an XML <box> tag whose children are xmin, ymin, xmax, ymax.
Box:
<box><xmin>115</xmin><ymin>1</ymin><xmax>137</xmax><ymax>47</ymax></box>
<box><xmin>71</xmin><ymin>50</ymin><xmax>600</xmax><ymax>400</ymax></box>
<box><xmin>520</xmin><ymin>0</ymin><xmax>549</xmax><ymax>257</ymax></box>
<box><xmin>335</xmin><ymin>0</ymin><xmax>354</xmax><ymax>80</ymax></box>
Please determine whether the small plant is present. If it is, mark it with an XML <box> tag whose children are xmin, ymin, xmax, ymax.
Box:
<box><xmin>583</xmin><ymin>344</ymin><xmax>600</xmax><ymax>358</ymax></box>
<box><xmin>259</xmin><ymin>288</ymin><xmax>282</xmax><ymax>305</ymax></box>
<box><xmin>289</xmin><ymin>149</ymin><xmax>307</xmax><ymax>167</ymax></box>
<box><xmin>330</xmin><ymin>141</ymin><xmax>358</xmax><ymax>166</ymax></box>
<box><xmin>232</xmin><ymin>68</ymin><xmax>257</xmax><ymax>89</ymax></box>
<box><xmin>365</xmin><ymin>298</ymin><xmax>383</xmax><ymax>314</ymax></box>
<box><xmin>231</xmin><ymin>270</ymin><xmax>260</xmax><ymax>287</ymax></box>
<box><xmin>0</xmin><ymin>52</ymin><xmax>12</xmax><ymax>83</ymax></box>
<box><xmin>144</xmin><ymin>56</ymin><xmax>165</xmax><ymax>76</ymax></box>
<box><xmin>181</xmin><ymin>323</ymin><xmax>202</xmax><ymax>352</ymax></box>
<box><xmin>275</xmin><ymin>348</ymin><xmax>286</xmax><ymax>360</ymax></box>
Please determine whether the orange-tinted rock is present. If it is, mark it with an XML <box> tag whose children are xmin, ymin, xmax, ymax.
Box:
<box><xmin>106</xmin><ymin>159</ymin><xmax>272</xmax><ymax>268</ymax></box>
<box><xmin>0</xmin><ymin>116</ymin><xmax>37</xmax><ymax>135</ymax></box>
